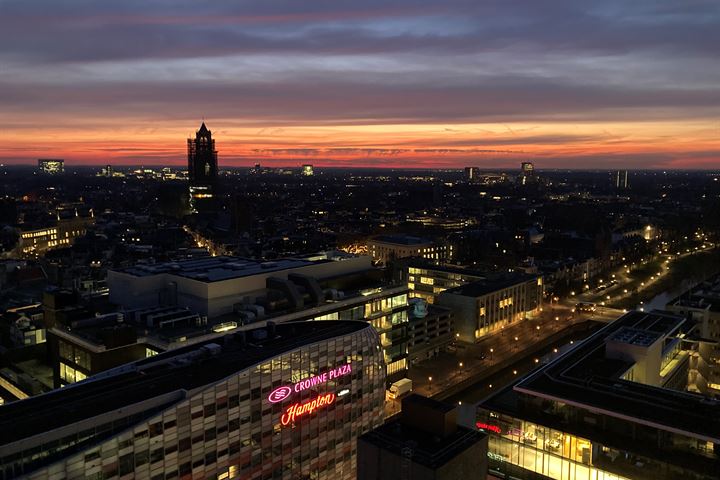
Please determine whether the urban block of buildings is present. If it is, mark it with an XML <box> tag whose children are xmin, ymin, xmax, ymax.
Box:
<box><xmin>476</xmin><ymin>310</ymin><xmax>719</xmax><ymax>480</ymax></box>
<box><xmin>367</xmin><ymin>235</ymin><xmax>451</xmax><ymax>265</ymax></box>
<box><xmin>0</xmin><ymin>320</ymin><xmax>385</xmax><ymax>480</ymax></box>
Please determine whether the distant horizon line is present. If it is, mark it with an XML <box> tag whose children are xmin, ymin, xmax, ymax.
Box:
<box><xmin>4</xmin><ymin>163</ymin><xmax>719</xmax><ymax>173</ymax></box>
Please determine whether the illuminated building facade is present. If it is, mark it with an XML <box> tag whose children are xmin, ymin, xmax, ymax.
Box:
<box><xmin>18</xmin><ymin>207</ymin><xmax>94</xmax><ymax>257</ymax></box>
<box><xmin>476</xmin><ymin>311</ymin><xmax>720</xmax><ymax>480</ymax></box>
<box><xmin>615</xmin><ymin>170</ymin><xmax>629</xmax><ymax>189</ymax></box>
<box><xmin>37</xmin><ymin>159</ymin><xmax>64</xmax><ymax>175</ymax></box>
<box><xmin>367</xmin><ymin>235</ymin><xmax>450</xmax><ymax>266</ymax></box>
<box><xmin>187</xmin><ymin>122</ymin><xmax>218</xmax><ymax>210</ymax></box>
<box><xmin>464</xmin><ymin>166</ymin><xmax>480</xmax><ymax>181</ymax></box>
<box><xmin>0</xmin><ymin>321</ymin><xmax>386</xmax><ymax>480</ymax></box>
<box><xmin>105</xmin><ymin>254</ymin><xmax>410</xmax><ymax>382</ymax></box>
<box><xmin>519</xmin><ymin>162</ymin><xmax>535</xmax><ymax>185</ymax></box>
<box><xmin>435</xmin><ymin>272</ymin><xmax>543</xmax><ymax>342</ymax></box>
<box><xmin>666</xmin><ymin>272</ymin><xmax>720</xmax><ymax>397</ymax></box>
<box><xmin>302</xmin><ymin>164</ymin><xmax>314</xmax><ymax>176</ymax></box>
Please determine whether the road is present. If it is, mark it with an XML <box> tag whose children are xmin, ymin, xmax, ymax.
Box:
<box><xmin>401</xmin><ymin>305</ymin><xmax>616</xmax><ymax>400</ymax></box>
<box><xmin>568</xmin><ymin>243</ymin><xmax>715</xmax><ymax>310</ymax></box>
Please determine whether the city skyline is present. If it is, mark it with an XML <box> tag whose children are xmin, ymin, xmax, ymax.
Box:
<box><xmin>1</xmin><ymin>1</ymin><xmax>719</xmax><ymax>169</ymax></box>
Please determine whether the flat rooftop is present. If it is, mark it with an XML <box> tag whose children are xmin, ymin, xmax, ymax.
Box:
<box><xmin>483</xmin><ymin>310</ymin><xmax>720</xmax><ymax>443</ymax></box>
<box><xmin>405</xmin><ymin>260</ymin><xmax>487</xmax><ymax>279</ymax></box>
<box><xmin>361</xmin><ymin>423</ymin><xmax>483</xmax><ymax>470</ymax></box>
<box><xmin>371</xmin><ymin>235</ymin><xmax>433</xmax><ymax>246</ymax></box>
<box><xmin>441</xmin><ymin>273</ymin><xmax>538</xmax><ymax>297</ymax></box>
<box><xmin>114</xmin><ymin>256</ymin><xmax>319</xmax><ymax>282</ymax></box>
<box><xmin>0</xmin><ymin>320</ymin><xmax>370</xmax><ymax>446</ymax></box>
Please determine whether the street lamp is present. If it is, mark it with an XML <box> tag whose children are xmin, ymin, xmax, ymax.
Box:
<box><xmin>428</xmin><ymin>376</ymin><xmax>433</xmax><ymax>392</ymax></box>
<box><xmin>490</xmin><ymin>348</ymin><xmax>494</xmax><ymax>360</ymax></box>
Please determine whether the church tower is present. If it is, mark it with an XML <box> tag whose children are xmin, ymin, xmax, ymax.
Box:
<box><xmin>187</xmin><ymin>122</ymin><xmax>218</xmax><ymax>210</ymax></box>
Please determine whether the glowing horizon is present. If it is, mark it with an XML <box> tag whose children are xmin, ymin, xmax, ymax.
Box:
<box><xmin>1</xmin><ymin>1</ymin><xmax>719</xmax><ymax>169</ymax></box>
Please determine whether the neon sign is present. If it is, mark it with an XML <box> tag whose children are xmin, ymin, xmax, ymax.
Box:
<box><xmin>476</xmin><ymin>422</ymin><xmax>502</xmax><ymax>434</ymax></box>
<box><xmin>268</xmin><ymin>386</ymin><xmax>292</xmax><ymax>403</ymax></box>
<box><xmin>268</xmin><ymin>364</ymin><xmax>352</xmax><ymax>403</ymax></box>
<box><xmin>281</xmin><ymin>393</ymin><xmax>336</xmax><ymax>426</ymax></box>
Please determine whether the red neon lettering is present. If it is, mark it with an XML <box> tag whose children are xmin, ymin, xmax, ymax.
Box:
<box><xmin>476</xmin><ymin>422</ymin><xmax>502</xmax><ymax>434</ymax></box>
<box><xmin>281</xmin><ymin>393</ymin><xmax>336</xmax><ymax>426</ymax></box>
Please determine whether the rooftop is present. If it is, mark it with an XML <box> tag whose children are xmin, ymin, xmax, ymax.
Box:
<box><xmin>441</xmin><ymin>273</ymin><xmax>538</xmax><ymax>297</ymax></box>
<box><xmin>114</xmin><ymin>255</ymin><xmax>318</xmax><ymax>281</ymax></box>
<box><xmin>483</xmin><ymin>310</ymin><xmax>720</xmax><ymax>443</ymax></box>
<box><xmin>371</xmin><ymin>235</ymin><xmax>433</xmax><ymax>246</ymax></box>
<box><xmin>360</xmin><ymin>395</ymin><xmax>485</xmax><ymax>469</ymax></box>
<box><xmin>0</xmin><ymin>320</ymin><xmax>370</xmax><ymax>446</ymax></box>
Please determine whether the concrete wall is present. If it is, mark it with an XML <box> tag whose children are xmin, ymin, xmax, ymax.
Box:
<box><xmin>108</xmin><ymin>256</ymin><xmax>373</xmax><ymax>318</ymax></box>
<box><xmin>436</xmin><ymin>294</ymin><xmax>477</xmax><ymax>342</ymax></box>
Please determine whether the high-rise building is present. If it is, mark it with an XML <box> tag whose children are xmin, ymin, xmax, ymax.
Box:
<box><xmin>476</xmin><ymin>310</ymin><xmax>720</xmax><ymax>480</ymax></box>
<box><xmin>187</xmin><ymin>122</ymin><xmax>218</xmax><ymax>209</ymax></box>
<box><xmin>302</xmin><ymin>164</ymin><xmax>314</xmax><ymax>176</ymax></box>
<box><xmin>464</xmin><ymin>167</ymin><xmax>480</xmax><ymax>181</ymax></box>
<box><xmin>615</xmin><ymin>170</ymin><xmax>629</xmax><ymax>189</ymax></box>
<box><xmin>37</xmin><ymin>159</ymin><xmax>64</xmax><ymax>175</ymax></box>
<box><xmin>358</xmin><ymin>394</ymin><xmax>488</xmax><ymax>480</ymax></box>
<box><xmin>0</xmin><ymin>320</ymin><xmax>386</xmax><ymax>480</ymax></box>
<box><xmin>519</xmin><ymin>162</ymin><xmax>535</xmax><ymax>185</ymax></box>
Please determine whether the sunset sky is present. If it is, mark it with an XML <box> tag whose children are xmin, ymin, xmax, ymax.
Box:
<box><xmin>1</xmin><ymin>0</ymin><xmax>719</xmax><ymax>169</ymax></box>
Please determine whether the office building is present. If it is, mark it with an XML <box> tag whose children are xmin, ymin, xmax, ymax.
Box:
<box><xmin>302</xmin><ymin>164</ymin><xmax>314</xmax><ymax>176</ymax></box>
<box><xmin>17</xmin><ymin>206</ymin><xmax>95</xmax><ymax>257</ymax></box>
<box><xmin>399</xmin><ymin>260</ymin><xmax>487</xmax><ymax>303</ymax></box>
<box><xmin>406</xmin><ymin>299</ymin><xmax>454</xmax><ymax>364</ymax></box>
<box><xmin>187</xmin><ymin>122</ymin><xmax>218</xmax><ymax>209</ymax></box>
<box><xmin>57</xmin><ymin>254</ymin><xmax>411</xmax><ymax>383</ymax></box>
<box><xmin>358</xmin><ymin>394</ymin><xmax>488</xmax><ymax>480</ymax></box>
<box><xmin>519</xmin><ymin>162</ymin><xmax>535</xmax><ymax>185</ymax></box>
<box><xmin>367</xmin><ymin>235</ymin><xmax>450</xmax><ymax>266</ymax></box>
<box><xmin>464</xmin><ymin>167</ymin><xmax>480</xmax><ymax>182</ymax></box>
<box><xmin>666</xmin><ymin>272</ymin><xmax>720</xmax><ymax>396</ymax></box>
<box><xmin>436</xmin><ymin>273</ymin><xmax>543</xmax><ymax>342</ymax></box>
<box><xmin>0</xmin><ymin>320</ymin><xmax>385</xmax><ymax>480</ymax></box>
<box><xmin>37</xmin><ymin>159</ymin><xmax>64</xmax><ymax>175</ymax></box>
<box><xmin>476</xmin><ymin>310</ymin><xmax>719</xmax><ymax>480</ymax></box>
<box><xmin>615</xmin><ymin>170</ymin><xmax>629</xmax><ymax>189</ymax></box>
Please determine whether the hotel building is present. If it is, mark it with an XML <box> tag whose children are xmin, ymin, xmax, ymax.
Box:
<box><xmin>0</xmin><ymin>320</ymin><xmax>385</xmax><ymax>480</ymax></box>
<box><xmin>476</xmin><ymin>310</ymin><xmax>719</xmax><ymax>480</ymax></box>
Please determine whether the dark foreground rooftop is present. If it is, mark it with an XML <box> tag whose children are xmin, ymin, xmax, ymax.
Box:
<box><xmin>360</xmin><ymin>394</ymin><xmax>485</xmax><ymax>470</ymax></box>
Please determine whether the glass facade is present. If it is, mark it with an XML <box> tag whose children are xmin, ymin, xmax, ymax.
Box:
<box><xmin>477</xmin><ymin>407</ymin><xmax>718</xmax><ymax>480</ymax></box>
<box><xmin>311</xmin><ymin>291</ymin><xmax>409</xmax><ymax>381</ymax></box>
<box><xmin>8</xmin><ymin>327</ymin><xmax>385</xmax><ymax>480</ymax></box>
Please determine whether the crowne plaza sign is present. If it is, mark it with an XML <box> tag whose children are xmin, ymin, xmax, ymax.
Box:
<box><xmin>268</xmin><ymin>363</ymin><xmax>352</xmax><ymax>403</ymax></box>
<box><xmin>269</xmin><ymin>363</ymin><xmax>352</xmax><ymax>427</ymax></box>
